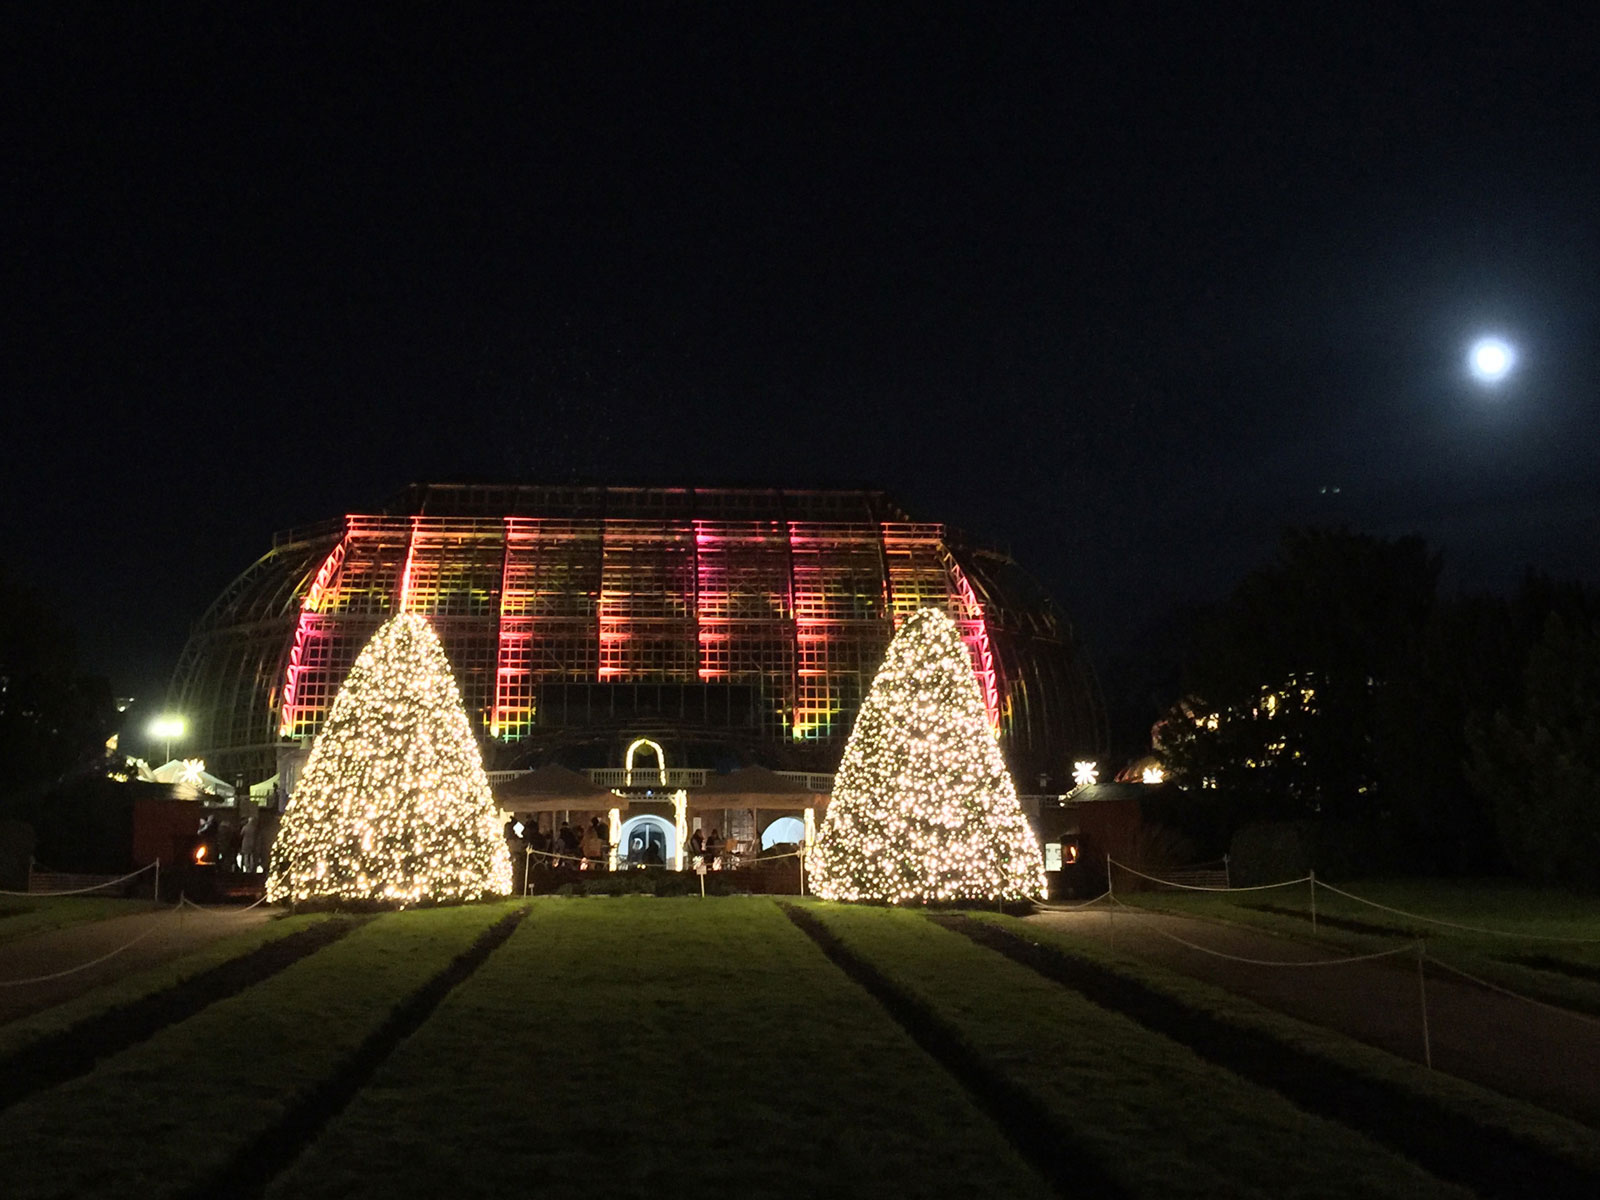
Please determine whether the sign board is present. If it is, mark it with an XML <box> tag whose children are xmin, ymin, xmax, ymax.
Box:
<box><xmin>1044</xmin><ymin>842</ymin><xmax>1063</xmax><ymax>872</ymax></box>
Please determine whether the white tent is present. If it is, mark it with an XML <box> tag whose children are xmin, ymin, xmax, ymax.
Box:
<box><xmin>139</xmin><ymin>759</ymin><xmax>236</xmax><ymax>799</ymax></box>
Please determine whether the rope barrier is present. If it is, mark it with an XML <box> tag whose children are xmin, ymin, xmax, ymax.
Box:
<box><xmin>1419</xmin><ymin>952</ymin><xmax>1600</xmax><ymax>1028</ymax></box>
<box><xmin>1035</xmin><ymin>891</ymin><xmax>1110</xmax><ymax>911</ymax></box>
<box><xmin>0</xmin><ymin>890</ymin><xmax>279</xmax><ymax>987</ymax></box>
<box><xmin>524</xmin><ymin>847</ymin><xmax>591</xmax><ymax>867</ymax></box>
<box><xmin>0</xmin><ymin>862</ymin><xmax>158</xmax><ymax>898</ymax></box>
<box><xmin>1108</xmin><ymin>858</ymin><xmax>1309</xmax><ymax>893</ymax></box>
<box><xmin>1311</xmin><ymin>879</ymin><xmax>1600</xmax><ymax>943</ymax></box>
<box><xmin>177</xmin><ymin>894</ymin><xmax>271</xmax><ymax>916</ymax></box>
<box><xmin>1105</xmin><ymin>862</ymin><xmax>1600</xmax><ymax>946</ymax></box>
<box><xmin>1105</xmin><ymin>898</ymin><xmax>1416</xmax><ymax>967</ymax></box>
<box><xmin>0</xmin><ymin>904</ymin><xmax>180</xmax><ymax>987</ymax></box>
<box><xmin>525</xmin><ymin>847</ymin><xmax>803</xmax><ymax>867</ymax></box>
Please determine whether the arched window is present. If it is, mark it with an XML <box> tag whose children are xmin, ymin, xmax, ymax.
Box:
<box><xmin>618</xmin><ymin>814</ymin><xmax>676</xmax><ymax>865</ymax></box>
<box><xmin>761</xmin><ymin>816</ymin><xmax>805</xmax><ymax>850</ymax></box>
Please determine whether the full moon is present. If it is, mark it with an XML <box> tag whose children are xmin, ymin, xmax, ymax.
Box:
<box><xmin>1469</xmin><ymin>337</ymin><xmax>1515</xmax><ymax>383</ymax></box>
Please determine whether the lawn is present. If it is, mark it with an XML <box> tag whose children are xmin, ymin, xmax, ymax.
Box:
<box><xmin>0</xmin><ymin>902</ymin><xmax>519</xmax><ymax>1199</ymax></box>
<box><xmin>1118</xmin><ymin>877</ymin><xmax>1600</xmax><ymax>1012</ymax></box>
<box><xmin>268</xmin><ymin>897</ymin><xmax>1051</xmax><ymax>1200</ymax></box>
<box><xmin>801</xmin><ymin>902</ymin><xmax>1468</xmax><ymax>1200</ymax></box>
<box><xmin>0</xmin><ymin>895</ymin><xmax>164</xmax><ymax>945</ymax></box>
<box><xmin>969</xmin><ymin>910</ymin><xmax>1600</xmax><ymax>1195</ymax></box>
<box><xmin>1</xmin><ymin>894</ymin><xmax>1592</xmax><ymax>1199</ymax></box>
<box><xmin>0</xmin><ymin>910</ymin><xmax>330</xmax><ymax>1060</ymax></box>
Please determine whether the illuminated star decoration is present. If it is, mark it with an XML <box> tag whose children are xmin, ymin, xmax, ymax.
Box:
<box><xmin>179</xmin><ymin>759</ymin><xmax>207</xmax><ymax>788</ymax></box>
<box><xmin>267</xmin><ymin>613</ymin><xmax>513</xmax><ymax>905</ymax></box>
<box><xmin>810</xmin><ymin>608</ymin><xmax>1045</xmax><ymax>903</ymax></box>
<box><xmin>1072</xmin><ymin>760</ymin><xmax>1099</xmax><ymax>788</ymax></box>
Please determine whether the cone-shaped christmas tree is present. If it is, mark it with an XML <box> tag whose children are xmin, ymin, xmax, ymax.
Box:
<box><xmin>267</xmin><ymin>614</ymin><xmax>512</xmax><ymax>905</ymax></box>
<box><xmin>811</xmin><ymin>608</ymin><xmax>1045</xmax><ymax>903</ymax></box>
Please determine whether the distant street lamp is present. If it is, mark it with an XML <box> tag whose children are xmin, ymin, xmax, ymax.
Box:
<box><xmin>149</xmin><ymin>715</ymin><xmax>186</xmax><ymax>762</ymax></box>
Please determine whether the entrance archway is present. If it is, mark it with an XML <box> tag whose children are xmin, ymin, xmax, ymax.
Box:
<box><xmin>761</xmin><ymin>816</ymin><xmax>806</xmax><ymax>850</ymax></box>
<box><xmin>618</xmin><ymin>814</ymin><xmax>676</xmax><ymax>865</ymax></box>
<box><xmin>624</xmin><ymin>737</ymin><xmax>667</xmax><ymax>786</ymax></box>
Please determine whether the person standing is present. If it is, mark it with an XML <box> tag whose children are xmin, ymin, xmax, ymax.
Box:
<box><xmin>579</xmin><ymin>822</ymin><xmax>604</xmax><ymax>869</ymax></box>
<box><xmin>240</xmin><ymin>808</ymin><xmax>261</xmax><ymax>873</ymax></box>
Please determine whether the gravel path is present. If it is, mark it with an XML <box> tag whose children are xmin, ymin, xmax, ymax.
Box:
<box><xmin>0</xmin><ymin>905</ymin><xmax>273</xmax><ymax>1024</ymax></box>
<box><xmin>1025</xmin><ymin>906</ymin><xmax>1600</xmax><ymax>1127</ymax></box>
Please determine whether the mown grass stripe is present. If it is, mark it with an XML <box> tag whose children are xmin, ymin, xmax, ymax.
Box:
<box><xmin>0</xmin><ymin>901</ymin><xmax>520</xmax><ymax>1200</ymax></box>
<box><xmin>806</xmin><ymin>902</ymin><xmax>1470</xmax><ymax>1200</ymax></box>
<box><xmin>782</xmin><ymin>903</ymin><xmax>1121</xmax><ymax>1200</ymax></box>
<box><xmin>951</xmin><ymin>912</ymin><xmax>1600</xmax><ymax>1200</ymax></box>
<box><xmin>0</xmin><ymin>913</ymin><xmax>336</xmax><ymax>1060</ymax></box>
<box><xmin>1123</xmin><ymin>888</ymin><xmax>1600</xmax><ymax>1018</ymax></box>
<box><xmin>266</xmin><ymin>897</ymin><xmax>1055</xmax><ymax>1200</ymax></box>
<box><xmin>182</xmin><ymin>906</ymin><xmax>528</xmax><ymax>1200</ymax></box>
<box><xmin>0</xmin><ymin>916</ymin><xmax>362</xmax><ymax>1114</ymax></box>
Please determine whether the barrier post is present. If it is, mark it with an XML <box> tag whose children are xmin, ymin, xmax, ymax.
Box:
<box><xmin>1106</xmin><ymin>853</ymin><xmax>1115</xmax><ymax>950</ymax></box>
<box><xmin>153</xmin><ymin>859</ymin><xmax>160</xmax><ymax>903</ymax></box>
<box><xmin>523</xmin><ymin>846</ymin><xmax>531</xmax><ymax>897</ymax></box>
<box><xmin>1416</xmin><ymin>942</ymin><xmax>1432</xmax><ymax>1069</ymax></box>
<box><xmin>1309</xmin><ymin>869</ymin><xmax>1317</xmax><ymax>934</ymax></box>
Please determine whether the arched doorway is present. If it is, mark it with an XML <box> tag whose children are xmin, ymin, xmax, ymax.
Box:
<box><xmin>619</xmin><ymin>814</ymin><xmax>675</xmax><ymax>866</ymax></box>
<box><xmin>761</xmin><ymin>816</ymin><xmax>806</xmax><ymax>850</ymax></box>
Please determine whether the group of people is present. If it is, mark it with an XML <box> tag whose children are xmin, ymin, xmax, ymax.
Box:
<box><xmin>504</xmin><ymin>815</ymin><xmax>611</xmax><ymax>871</ymax></box>
<box><xmin>501</xmin><ymin>815</ymin><xmax>735</xmax><ymax>873</ymax></box>
<box><xmin>195</xmin><ymin>808</ymin><xmax>273</xmax><ymax>873</ymax></box>
<box><xmin>688</xmin><ymin>827</ymin><xmax>726</xmax><ymax>869</ymax></box>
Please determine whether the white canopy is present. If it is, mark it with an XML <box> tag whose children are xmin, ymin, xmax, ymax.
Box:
<box><xmin>140</xmin><ymin>759</ymin><xmax>236</xmax><ymax>799</ymax></box>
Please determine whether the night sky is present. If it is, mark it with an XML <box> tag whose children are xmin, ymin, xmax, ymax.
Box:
<box><xmin>5</xmin><ymin>4</ymin><xmax>1598</xmax><ymax>744</ymax></box>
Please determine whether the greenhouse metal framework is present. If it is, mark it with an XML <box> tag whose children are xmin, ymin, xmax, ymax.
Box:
<box><xmin>171</xmin><ymin>486</ymin><xmax>1107</xmax><ymax>784</ymax></box>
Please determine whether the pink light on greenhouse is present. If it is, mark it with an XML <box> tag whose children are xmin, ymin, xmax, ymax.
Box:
<box><xmin>278</xmin><ymin>536</ymin><xmax>348</xmax><ymax>736</ymax></box>
<box><xmin>943</xmin><ymin>552</ymin><xmax>1002</xmax><ymax>730</ymax></box>
<box><xmin>489</xmin><ymin>518</ymin><xmax>534</xmax><ymax>740</ymax></box>
<box><xmin>693</xmin><ymin>520</ymin><xmax>722</xmax><ymax>680</ymax></box>
<box><xmin>396</xmin><ymin>517</ymin><xmax>420</xmax><ymax>611</ymax></box>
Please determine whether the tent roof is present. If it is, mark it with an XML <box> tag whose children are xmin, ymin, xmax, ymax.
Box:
<box><xmin>142</xmin><ymin>759</ymin><xmax>235</xmax><ymax>798</ymax></box>
<box><xmin>493</xmin><ymin>762</ymin><xmax>614</xmax><ymax>802</ymax></box>
<box><xmin>695</xmin><ymin>765</ymin><xmax>819</xmax><ymax>800</ymax></box>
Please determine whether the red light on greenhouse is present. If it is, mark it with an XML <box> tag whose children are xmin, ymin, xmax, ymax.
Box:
<box><xmin>174</xmin><ymin>487</ymin><xmax>1106</xmax><ymax>791</ymax></box>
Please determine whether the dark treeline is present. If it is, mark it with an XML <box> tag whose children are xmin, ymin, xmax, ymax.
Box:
<box><xmin>1155</xmin><ymin>528</ymin><xmax>1600</xmax><ymax>887</ymax></box>
<box><xmin>0</xmin><ymin>564</ymin><xmax>122</xmax><ymax>873</ymax></box>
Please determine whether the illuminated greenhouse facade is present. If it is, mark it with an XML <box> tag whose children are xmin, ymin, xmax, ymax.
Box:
<box><xmin>170</xmin><ymin>485</ymin><xmax>1106</xmax><ymax>788</ymax></box>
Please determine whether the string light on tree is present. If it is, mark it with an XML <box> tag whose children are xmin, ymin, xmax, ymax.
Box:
<box><xmin>267</xmin><ymin>614</ymin><xmax>512</xmax><ymax>905</ymax></box>
<box><xmin>810</xmin><ymin>608</ymin><xmax>1045</xmax><ymax>903</ymax></box>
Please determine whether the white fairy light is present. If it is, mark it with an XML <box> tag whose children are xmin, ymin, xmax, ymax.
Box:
<box><xmin>266</xmin><ymin>614</ymin><xmax>513</xmax><ymax>905</ymax></box>
<box><xmin>810</xmin><ymin>608</ymin><xmax>1045</xmax><ymax>903</ymax></box>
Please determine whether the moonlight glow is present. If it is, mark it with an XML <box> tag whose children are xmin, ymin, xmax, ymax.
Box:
<box><xmin>1469</xmin><ymin>337</ymin><xmax>1515</xmax><ymax>383</ymax></box>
